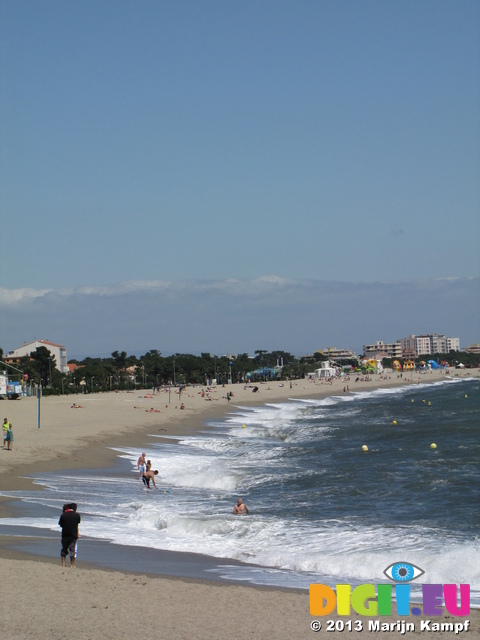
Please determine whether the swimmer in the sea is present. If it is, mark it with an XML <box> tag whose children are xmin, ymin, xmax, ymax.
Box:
<box><xmin>233</xmin><ymin>498</ymin><xmax>249</xmax><ymax>515</ymax></box>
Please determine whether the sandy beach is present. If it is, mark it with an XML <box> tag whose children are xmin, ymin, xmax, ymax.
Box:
<box><xmin>0</xmin><ymin>369</ymin><xmax>478</xmax><ymax>639</ymax></box>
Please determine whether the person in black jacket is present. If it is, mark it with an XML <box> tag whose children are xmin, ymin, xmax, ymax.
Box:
<box><xmin>58</xmin><ymin>503</ymin><xmax>81</xmax><ymax>568</ymax></box>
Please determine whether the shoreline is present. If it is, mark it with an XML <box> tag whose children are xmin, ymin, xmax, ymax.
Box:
<box><xmin>1</xmin><ymin>369</ymin><xmax>477</xmax><ymax>523</ymax></box>
<box><xmin>1</xmin><ymin>370</ymin><xmax>479</xmax><ymax>639</ymax></box>
<box><xmin>2</xmin><ymin>369</ymin><xmax>476</xmax><ymax>488</ymax></box>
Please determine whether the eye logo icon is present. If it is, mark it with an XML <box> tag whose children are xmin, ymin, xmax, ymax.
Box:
<box><xmin>383</xmin><ymin>562</ymin><xmax>425</xmax><ymax>582</ymax></box>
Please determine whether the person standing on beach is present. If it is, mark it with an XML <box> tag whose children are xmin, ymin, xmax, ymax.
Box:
<box><xmin>5</xmin><ymin>423</ymin><xmax>13</xmax><ymax>451</ymax></box>
<box><xmin>233</xmin><ymin>498</ymin><xmax>249</xmax><ymax>514</ymax></box>
<box><xmin>58</xmin><ymin>503</ymin><xmax>81</xmax><ymax>568</ymax></box>
<box><xmin>3</xmin><ymin>418</ymin><xmax>9</xmax><ymax>447</ymax></box>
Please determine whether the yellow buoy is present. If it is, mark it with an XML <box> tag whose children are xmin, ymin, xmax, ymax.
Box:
<box><xmin>428</xmin><ymin>401</ymin><xmax>431</xmax><ymax>406</ymax></box>
<box><xmin>411</xmin><ymin>399</ymin><xmax>414</xmax><ymax>403</ymax></box>
<box><xmin>430</xmin><ymin>443</ymin><xmax>437</xmax><ymax>449</ymax></box>
<box><xmin>465</xmin><ymin>394</ymin><xmax>468</xmax><ymax>399</ymax></box>
<box><xmin>423</xmin><ymin>399</ymin><xmax>426</xmax><ymax>403</ymax></box>
<box><xmin>392</xmin><ymin>420</ymin><xmax>397</xmax><ymax>425</ymax></box>
<box><xmin>242</xmin><ymin>424</ymin><xmax>246</xmax><ymax>429</ymax></box>
<box><xmin>361</xmin><ymin>445</ymin><xmax>368</xmax><ymax>452</ymax></box>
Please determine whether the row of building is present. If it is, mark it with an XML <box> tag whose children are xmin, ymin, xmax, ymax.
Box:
<box><xmin>2</xmin><ymin>335</ymin><xmax>478</xmax><ymax>375</ymax></box>
<box><xmin>363</xmin><ymin>334</ymin><xmax>461</xmax><ymax>360</ymax></box>
<box><xmin>308</xmin><ymin>333</ymin><xmax>474</xmax><ymax>363</ymax></box>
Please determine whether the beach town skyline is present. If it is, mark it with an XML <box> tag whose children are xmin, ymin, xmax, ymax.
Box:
<box><xmin>2</xmin><ymin>329</ymin><xmax>475</xmax><ymax>368</ymax></box>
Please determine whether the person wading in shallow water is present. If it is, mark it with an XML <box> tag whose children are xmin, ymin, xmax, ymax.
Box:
<box><xmin>137</xmin><ymin>452</ymin><xmax>147</xmax><ymax>478</ymax></box>
<box><xmin>233</xmin><ymin>498</ymin><xmax>249</xmax><ymax>515</ymax></box>
<box><xmin>142</xmin><ymin>469</ymin><xmax>159</xmax><ymax>489</ymax></box>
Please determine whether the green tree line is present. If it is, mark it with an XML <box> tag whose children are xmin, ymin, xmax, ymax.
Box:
<box><xmin>1</xmin><ymin>345</ymin><xmax>478</xmax><ymax>396</ymax></box>
<box><xmin>2</xmin><ymin>348</ymin><xmax>309</xmax><ymax>395</ymax></box>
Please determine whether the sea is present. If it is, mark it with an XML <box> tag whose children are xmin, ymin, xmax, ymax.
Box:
<box><xmin>1</xmin><ymin>376</ymin><xmax>479</xmax><ymax>602</ymax></box>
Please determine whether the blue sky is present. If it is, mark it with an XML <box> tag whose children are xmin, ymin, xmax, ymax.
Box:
<box><xmin>1</xmin><ymin>1</ymin><xmax>479</xmax><ymax>358</ymax></box>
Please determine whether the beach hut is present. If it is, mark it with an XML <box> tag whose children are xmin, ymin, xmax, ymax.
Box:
<box><xmin>313</xmin><ymin>361</ymin><xmax>338</xmax><ymax>379</ymax></box>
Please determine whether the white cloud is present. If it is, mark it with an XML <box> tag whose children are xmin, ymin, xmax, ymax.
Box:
<box><xmin>1</xmin><ymin>276</ymin><xmax>478</xmax><ymax>358</ymax></box>
<box><xmin>0</xmin><ymin>276</ymin><xmax>303</xmax><ymax>305</ymax></box>
<box><xmin>0</xmin><ymin>287</ymin><xmax>54</xmax><ymax>306</ymax></box>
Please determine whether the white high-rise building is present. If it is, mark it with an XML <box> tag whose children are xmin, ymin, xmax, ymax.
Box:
<box><xmin>446</xmin><ymin>337</ymin><xmax>461</xmax><ymax>352</ymax></box>
<box><xmin>399</xmin><ymin>334</ymin><xmax>460</xmax><ymax>356</ymax></box>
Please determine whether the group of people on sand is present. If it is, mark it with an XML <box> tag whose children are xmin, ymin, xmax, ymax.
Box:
<box><xmin>134</xmin><ymin>404</ymin><xmax>184</xmax><ymax>411</ymax></box>
<box><xmin>2</xmin><ymin>418</ymin><xmax>13</xmax><ymax>451</ymax></box>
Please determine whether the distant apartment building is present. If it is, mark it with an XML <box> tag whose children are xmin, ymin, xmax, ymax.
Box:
<box><xmin>5</xmin><ymin>339</ymin><xmax>68</xmax><ymax>374</ymax></box>
<box><xmin>363</xmin><ymin>341</ymin><xmax>402</xmax><ymax>359</ymax></box>
<box><xmin>464</xmin><ymin>343</ymin><xmax>480</xmax><ymax>354</ymax></box>
<box><xmin>316</xmin><ymin>347</ymin><xmax>357</xmax><ymax>360</ymax></box>
<box><xmin>399</xmin><ymin>334</ymin><xmax>460</xmax><ymax>357</ymax></box>
<box><xmin>446</xmin><ymin>337</ymin><xmax>461</xmax><ymax>352</ymax></box>
<box><xmin>416</xmin><ymin>335</ymin><xmax>434</xmax><ymax>356</ymax></box>
<box><xmin>400</xmin><ymin>335</ymin><xmax>417</xmax><ymax>359</ymax></box>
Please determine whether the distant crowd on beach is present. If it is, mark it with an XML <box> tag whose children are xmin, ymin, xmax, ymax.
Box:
<box><xmin>91</xmin><ymin>368</ymin><xmax>475</xmax><ymax>424</ymax></box>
